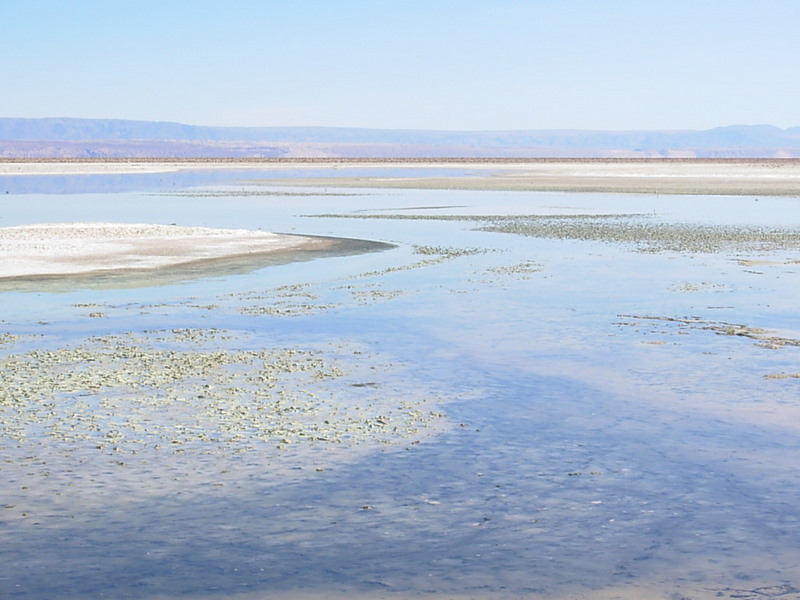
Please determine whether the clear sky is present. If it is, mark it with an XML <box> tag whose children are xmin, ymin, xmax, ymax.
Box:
<box><xmin>2</xmin><ymin>0</ymin><xmax>798</xmax><ymax>131</ymax></box>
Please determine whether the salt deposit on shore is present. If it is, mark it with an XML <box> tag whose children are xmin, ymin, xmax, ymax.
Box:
<box><xmin>0</xmin><ymin>222</ymin><xmax>323</xmax><ymax>279</ymax></box>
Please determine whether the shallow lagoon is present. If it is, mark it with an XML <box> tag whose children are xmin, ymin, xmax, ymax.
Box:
<box><xmin>2</xmin><ymin>172</ymin><xmax>800</xmax><ymax>599</ymax></box>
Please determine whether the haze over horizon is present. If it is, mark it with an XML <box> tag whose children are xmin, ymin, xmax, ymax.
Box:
<box><xmin>5</xmin><ymin>115</ymin><xmax>800</xmax><ymax>134</ymax></box>
<box><xmin>2</xmin><ymin>1</ymin><xmax>799</xmax><ymax>132</ymax></box>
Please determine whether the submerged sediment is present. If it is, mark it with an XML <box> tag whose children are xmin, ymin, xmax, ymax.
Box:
<box><xmin>0</xmin><ymin>328</ymin><xmax>448</xmax><ymax>458</ymax></box>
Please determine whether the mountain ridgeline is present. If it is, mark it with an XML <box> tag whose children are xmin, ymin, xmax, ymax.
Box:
<box><xmin>2</xmin><ymin>118</ymin><xmax>800</xmax><ymax>159</ymax></box>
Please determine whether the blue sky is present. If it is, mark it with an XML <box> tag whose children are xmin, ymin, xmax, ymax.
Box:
<box><xmin>2</xmin><ymin>0</ymin><xmax>798</xmax><ymax>130</ymax></box>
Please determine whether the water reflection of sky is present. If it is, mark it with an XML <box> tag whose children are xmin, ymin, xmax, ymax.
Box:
<box><xmin>0</xmin><ymin>166</ymin><xmax>486</xmax><ymax>195</ymax></box>
<box><xmin>2</xmin><ymin>178</ymin><xmax>800</xmax><ymax>599</ymax></box>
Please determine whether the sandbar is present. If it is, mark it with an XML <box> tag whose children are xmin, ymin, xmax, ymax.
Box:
<box><xmin>0</xmin><ymin>222</ymin><xmax>329</xmax><ymax>280</ymax></box>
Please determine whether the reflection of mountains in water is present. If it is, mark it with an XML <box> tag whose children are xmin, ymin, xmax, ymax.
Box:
<box><xmin>0</xmin><ymin>234</ymin><xmax>395</xmax><ymax>293</ymax></box>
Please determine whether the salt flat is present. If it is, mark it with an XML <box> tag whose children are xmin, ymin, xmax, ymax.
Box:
<box><xmin>3</xmin><ymin>158</ymin><xmax>800</xmax><ymax>195</ymax></box>
<box><xmin>260</xmin><ymin>158</ymin><xmax>800</xmax><ymax>195</ymax></box>
<box><xmin>0</xmin><ymin>222</ymin><xmax>323</xmax><ymax>278</ymax></box>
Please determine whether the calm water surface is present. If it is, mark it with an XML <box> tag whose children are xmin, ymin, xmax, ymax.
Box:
<box><xmin>1</xmin><ymin>172</ymin><xmax>800</xmax><ymax>599</ymax></box>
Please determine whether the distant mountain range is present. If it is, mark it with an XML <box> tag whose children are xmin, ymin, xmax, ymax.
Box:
<box><xmin>2</xmin><ymin>117</ymin><xmax>800</xmax><ymax>159</ymax></box>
